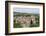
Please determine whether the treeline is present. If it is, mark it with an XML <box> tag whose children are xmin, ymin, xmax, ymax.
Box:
<box><xmin>13</xmin><ymin>12</ymin><xmax>39</xmax><ymax>17</ymax></box>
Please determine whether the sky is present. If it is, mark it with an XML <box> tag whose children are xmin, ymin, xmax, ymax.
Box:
<box><xmin>13</xmin><ymin>7</ymin><xmax>39</xmax><ymax>14</ymax></box>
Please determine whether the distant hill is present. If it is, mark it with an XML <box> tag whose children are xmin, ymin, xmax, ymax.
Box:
<box><xmin>13</xmin><ymin>12</ymin><xmax>39</xmax><ymax>16</ymax></box>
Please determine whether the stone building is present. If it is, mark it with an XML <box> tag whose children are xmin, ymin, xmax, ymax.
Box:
<box><xmin>14</xmin><ymin>15</ymin><xmax>36</xmax><ymax>27</ymax></box>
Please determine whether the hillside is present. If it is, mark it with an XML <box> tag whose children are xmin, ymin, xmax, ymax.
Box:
<box><xmin>13</xmin><ymin>12</ymin><xmax>39</xmax><ymax>16</ymax></box>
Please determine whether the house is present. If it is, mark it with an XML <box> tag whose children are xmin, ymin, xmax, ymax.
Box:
<box><xmin>14</xmin><ymin>15</ymin><xmax>36</xmax><ymax>27</ymax></box>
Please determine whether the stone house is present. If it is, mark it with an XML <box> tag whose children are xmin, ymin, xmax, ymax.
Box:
<box><xmin>14</xmin><ymin>15</ymin><xmax>36</xmax><ymax>27</ymax></box>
